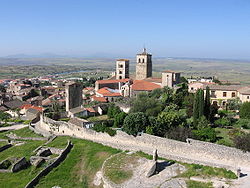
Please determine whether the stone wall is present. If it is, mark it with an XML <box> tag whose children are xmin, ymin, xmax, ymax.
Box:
<box><xmin>25</xmin><ymin>140</ymin><xmax>73</xmax><ymax>188</ymax></box>
<box><xmin>39</xmin><ymin>116</ymin><xmax>250</xmax><ymax>171</ymax></box>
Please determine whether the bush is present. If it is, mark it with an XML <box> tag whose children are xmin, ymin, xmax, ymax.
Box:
<box><xmin>233</xmin><ymin>133</ymin><xmax>250</xmax><ymax>152</ymax></box>
<box><xmin>92</xmin><ymin>123</ymin><xmax>116</xmax><ymax>136</ymax></box>
<box><xmin>107</xmin><ymin>104</ymin><xmax>121</xmax><ymax>118</ymax></box>
<box><xmin>235</xmin><ymin>119</ymin><xmax>250</xmax><ymax>129</ymax></box>
<box><xmin>239</xmin><ymin>102</ymin><xmax>250</xmax><ymax>119</ymax></box>
<box><xmin>214</xmin><ymin>117</ymin><xmax>231</xmax><ymax>127</ymax></box>
<box><xmin>192</xmin><ymin>127</ymin><xmax>217</xmax><ymax>142</ymax></box>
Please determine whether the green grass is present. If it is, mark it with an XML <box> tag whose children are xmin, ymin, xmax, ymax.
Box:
<box><xmin>104</xmin><ymin>153</ymin><xmax>138</xmax><ymax>184</ymax></box>
<box><xmin>215</xmin><ymin>128</ymin><xmax>234</xmax><ymax>147</ymax></box>
<box><xmin>0</xmin><ymin>140</ymin><xmax>46</xmax><ymax>162</ymax></box>
<box><xmin>11</xmin><ymin>127</ymin><xmax>43</xmax><ymax>138</ymax></box>
<box><xmin>46</xmin><ymin>136</ymin><xmax>71</xmax><ymax>149</ymax></box>
<box><xmin>180</xmin><ymin>163</ymin><xmax>237</xmax><ymax>179</ymax></box>
<box><xmin>36</xmin><ymin>136</ymin><xmax>120</xmax><ymax>188</ymax></box>
<box><xmin>87</xmin><ymin>115</ymin><xmax>108</xmax><ymax>122</ymax></box>
<box><xmin>186</xmin><ymin>180</ymin><xmax>213</xmax><ymax>188</ymax></box>
<box><xmin>0</xmin><ymin>141</ymin><xmax>7</xmax><ymax>148</ymax></box>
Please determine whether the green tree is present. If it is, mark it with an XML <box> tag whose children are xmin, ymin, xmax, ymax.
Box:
<box><xmin>165</xmin><ymin>126</ymin><xmax>192</xmax><ymax>142</ymax></box>
<box><xmin>123</xmin><ymin>112</ymin><xmax>148</xmax><ymax>136</ymax></box>
<box><xmin>204</xmin><ymin>86</ymin><xmax>211</xmax><ymax>120</ymax></box>
<box><xmin>192</xmin><ymin>127</ymin><xmax>217</xmax><ymax>142</ymax></box>
<box><xmin>107</xmin><ymin>104</ymin><xmax>121</xmax><ymax>118</ymax></box>
<box><xmin>227</xmin><ymin>98</ymin><xmax>242</xmax><ymax>111</ymax></box>
<box><xmin>193</xmin><ymin>89</ymin><xmax>204</xmax><ymax>127</ymax></box>
<box><xmin>239</xmin><ymin>102</ymin><xmax>250</xmax><ymax>119</ymax></box>
<box><xmin>156</xmin><ymin>111</ymin><xmax>182</xmax><ymax>136</ymax></box>
<box><xmin>130</xmin><ymin>93</ymin><xmax>163</xmax><ymax>117</ymax></box>
<box><xmin>113</xmin><ymin>112</ymin><xmax>127</xmax><ymax>128</ymax></box>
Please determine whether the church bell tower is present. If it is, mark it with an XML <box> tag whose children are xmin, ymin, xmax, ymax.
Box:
<box><xmin>135</xmin><ymin>48</ymin><xmax>152</xmax><ymax>80</ymax></box>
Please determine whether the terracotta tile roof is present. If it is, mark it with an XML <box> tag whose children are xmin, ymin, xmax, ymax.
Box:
<box><xmin>84</xmin><ymin>87</ymin><xmax>94</xmax><ymax>91</ymax></box>
<box><xmin>132</xmin><ymin>80</ymin><xmax>161</xmax><ymax>91</ymax></box>
<box><xmin>96</xmin><ymin>78</ymin><xmax>130</xmax><ymax>84</ymax></box>
<box><xmin>238</xmin><ymin>86</ymin><xmax>250</xmax><ymax>95</ymax></box>
<box><xmin>21</xmin><ymin>104</ymin><xmax>43</xmax><ymax>112</ymax></box>
<box><xmin>96</xmin><ymin>87</ymin><xmax>121</xmax><ymax>97</ymax></box>
<box><xmin>206</xmin><ymin>85</ymin><xmax>243</xmax><ymax>91</ymax></box>
<box><xmin>91</xmin><ymin>96</ymin><xmax>107</xmax><ymax>102</ymax></box>
<box><xmin>85</xmin><ymin>107</ymin><xmax>96</xmax><ymax>113</ymax></box>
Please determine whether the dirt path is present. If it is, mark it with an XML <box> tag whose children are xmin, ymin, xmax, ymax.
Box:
<box><xmin>0</xmin><ymin>124</ymin><xmax>28</xmax><ymax>131</ymax></box>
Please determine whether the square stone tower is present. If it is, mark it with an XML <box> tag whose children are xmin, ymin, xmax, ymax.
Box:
<box><xmin>136</xmin><ymin>48</ymin><xmax>152</xmax><ymax>80</ymax></box>
<box><xmin>162</xmin><ymin>70</ymin><xmax>181</xmax><ymax>88</ymax></box>
<box><xmin>116</xmin><ymin>59</ymin><xmax>129</xmax><ymax>79</ymax></box>
<box><xmin>65</xmin><ymin>82</ymin><xmax>83</xmax><ymax>112</ymax></box>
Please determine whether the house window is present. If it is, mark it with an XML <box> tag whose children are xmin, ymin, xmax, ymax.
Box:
<box><xmin>232</xmin><ymin>92</ymin><xmax>236</xmax><ymax>97</ymax></box>
<box><xmin>247</xmin><ymin>96</ymin><xmax>250</xmax><ymax>99</ymax></box>
<box><xmin>211</xmin><ymin>91</ymin><xmax>215</xmax><ymax>97</ymax></box>
<box><xmin>223</xmin><ymin>92</ymin><xmax>227</xmax><ymax>97</ymax></box>
<box><xmin>191</xmin><ymin>87</ymin><xmax>194</xmax><ymax>90</ymax></box>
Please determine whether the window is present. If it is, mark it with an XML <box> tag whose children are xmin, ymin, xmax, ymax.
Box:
<box><xmin>118</xmin><ymin>64</ymin><xmax>123</xmax><ymax>68</ymax></box>
<box><xmin>211</xmin><ymin>91</ymin><xmax>216</xmax><ymax>97</ymax></box>
<box><xmin>232</xmin><ymin>92</ymin><xmax>236</xmax><ymax>97</ymax></box>
<box><xmin>119</xmin><ymin>70</ymin><xmax>122</xmax><ymax>74</ymax></box>
<box><xmin>191</xmin><ymin>87</ymin><xmax>194</xmax><ymax>90</ymax></box>
<box><xmin>247</xmin><ymin>96</ymin><xmax>250</xmax><ymax>99</ymax></box>
<box><xmin>223</xmin><ymin>92</ymin><xmax>227</xmax><ymax>97</ymax></box>
<box><xmin>119</xmin><ymin>76</ymin><xmax>122</xmax><ymax>79</ymax></box>
<box><xmin>138</xmin><ymin>58</ymin><xmax>141</xmax><ymax>63</ymax></box>
<box><xmin>142</xmin><ymin>59</ymin><xmax>145</xmax><ymax>63</ymax></box>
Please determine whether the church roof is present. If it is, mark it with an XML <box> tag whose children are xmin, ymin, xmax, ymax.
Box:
<box><xmin>132</xmin><ymin>80</ymin><xmax>161</xmax><ymax>91</ymax></box>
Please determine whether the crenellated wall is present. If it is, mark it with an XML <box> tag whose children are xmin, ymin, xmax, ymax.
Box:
<box><xmin>38</xmin><ymin>115</ymin><xmax>250</xmax><ymax>172</ymax></box>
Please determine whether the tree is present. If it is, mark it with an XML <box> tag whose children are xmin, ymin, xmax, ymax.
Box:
<box><xmin>227</xmin><ymin>98</ymin><xmax>242</xmax><ymax>111</ymax></box>
<box><xmin>193</xmin><ymin>89</ymin><xmax>204</xmax><ymax>127</ymax></box>
<box><xmin>130</xmin><ymin>93</ymin><xmax>163</xmax><ymax>117</ymax></box>
<box><xmin>204</xmin><ymin>86</ymin><xmax>211</xmax><ymax>120</ymax></box>
<box><xmin>123</xmin><ymin>112</ymin><xmax>148</xmax><ymax>136</ymax></box>
<box><xmin>239</xmin><ymin>102</ymin><xmax>250</xmax><ymax>119</ymax></box>
<box><xmin>156</xmin><ymin>111</ymin><xmax>182</xmax><ymax>136</ymax></box>
<box><xmin>113</xmin><ymin>112</ymin><xmax>127</xmax><ymax>128</ymax></box>
<box><xmin>107</xmin><ymin>104</ymin><xmax>121</xmax><ymax>118</ymax></box>
<box><xmin>183</xmin><ymin>94</ymin><xmax>194</xmax><ymax>117</ymax></box>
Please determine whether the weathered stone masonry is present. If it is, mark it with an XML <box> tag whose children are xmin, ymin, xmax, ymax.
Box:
<box><xmin>38</xmin><ymin>115</ymin><xmax>250</xmax><ymax>172</ymax></box>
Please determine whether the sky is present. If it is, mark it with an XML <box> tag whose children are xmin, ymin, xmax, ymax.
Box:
<box><xmin>0</xmin><ymin>0</ymin><xmax>250</xmax><ymax>59</ymax></box>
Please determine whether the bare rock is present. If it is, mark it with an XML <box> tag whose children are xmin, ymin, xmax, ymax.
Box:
<box><xmin>146</xmin><ymin>161</ymin><xmax>157</xmax><ymax>178</ymax></box>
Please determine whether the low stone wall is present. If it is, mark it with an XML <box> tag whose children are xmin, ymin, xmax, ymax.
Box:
<box><xmin>25</xmin><ymin>140</ymin><xmax>73</xmax><ymax>188</ymax></box>
<box><xmin>0</xmin><ymin>144</ymin><xmax>12</xmax><ymax>152</ymax></box>
<box><xmin>39</xmin><ymin>116</ymin><xmax>250</xmax><ymax>171</ymax></box>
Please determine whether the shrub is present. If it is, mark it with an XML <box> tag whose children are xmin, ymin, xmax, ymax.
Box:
<box><xmin>233</xmin><ymin>133</ymin><xmax>250</xmax><ymax>152</ymax></box>
<box><xmin>239</xmin><ymin>102</ymin><xmax>250</xmax><ymax>119</ymax></box>
<box><xmin>235</xmin><ymin>119</ymin><xmax>250</xmax><ymax>129</ymax></box>
<box><xmin>214</xmin><ymin>117</ymin><xmax>231</xmax><ymax>127</ymax></box>
<box><xmin>92</xmin><ymin>123</ymin><xmax>116</xmax><ymax>136</ymax></box>
<box><xmin>192</xmin><ymin>127</ymin><xmax>217</xmax><ymax>142</ymax></box>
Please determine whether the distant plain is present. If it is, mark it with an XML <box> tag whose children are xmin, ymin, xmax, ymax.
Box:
<box><xmin>0</xmin><ymin>57</ymin><xmax>250</xmax><ymax>84</ymax></box>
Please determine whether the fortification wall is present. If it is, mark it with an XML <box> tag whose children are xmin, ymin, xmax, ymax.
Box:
<box><xmin>39</xmin><ymin>116</ymin><xmax>250</xmax><ymax>171</ymax></box>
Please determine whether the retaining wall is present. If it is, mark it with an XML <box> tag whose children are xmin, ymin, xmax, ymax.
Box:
<box><xmin>25</xmin><ymin>140</ymin><xmax>73</xmax><ymax>188</ymax></box>
<box><xmin>39</xmin><ymin>115</ymin><xmax>250</xmax><ymax>171</ymax></box>
<box><xmin>0</xmin><ymin>144</ymin><xmax>12</xmax><ymax>152</ymax></box>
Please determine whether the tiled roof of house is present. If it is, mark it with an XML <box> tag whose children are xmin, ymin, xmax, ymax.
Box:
<box><xmin>21</xmin><ymin>104</ymin><xmax>44</xmax><ymax>112</ymax></box>
<box><xmin>132</xmin><ymin>80</ymin><xmax>161</xmax><ymax>91</ymax></box>
<box><xmin>85</xmin><ymin>107</ymin><xmax>96</xmax><ymax>113</ymax></box>
<box><xmin>206</xmin><ymin>85</ymin><xmax>243</xmax><ymax>91</ymax></box>
<box><xmin>238</xmin><ymin>86</ymin><xmax>250</xmax><ymax>95</ymax></box>
<box><xmin>96</xmin><ymin>87</ymin><xmax>121</xmax><ymax>97</ymax></box>
<box><xmin>91</xmin><ymin>96</ymin><xmax>107</xmax><ymax>103</ymax></box>
<box><xmin>68</xmin><ymin>117</ymin><xmax>89</xmax><ymax>127</ymax></box>
<box><xmin>96</xmin><ymin>78</ymin><xmax>130</xmax><ymax>84</ymax></box>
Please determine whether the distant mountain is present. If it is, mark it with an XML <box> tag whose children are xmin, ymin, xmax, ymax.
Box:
<box><xmin>3</xmin><ymin>53</ymin><xmax>70</xmax><ymax>58</ymax></box>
